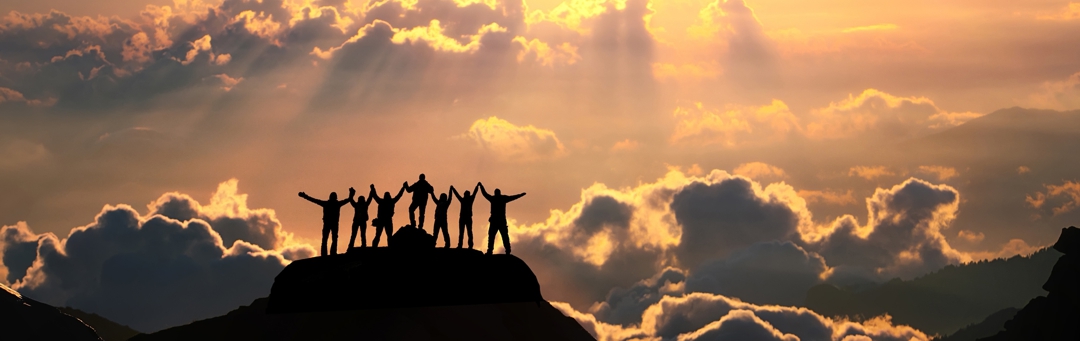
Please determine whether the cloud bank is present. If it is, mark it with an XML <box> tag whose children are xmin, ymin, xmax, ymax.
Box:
<box><xmin>0</xmin><ymin>179</ymin><xmax>315</xmax><ymax>332</ymax></box>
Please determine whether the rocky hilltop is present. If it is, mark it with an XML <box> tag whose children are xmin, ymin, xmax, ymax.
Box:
<box><xmin>0</xmin><ymin>282</ymin><xmax>103</xmax><ymax>341</ymax></box>
<box><xmin>978</xmin><ymin>226</ymin><xmax>1080</xmax><ymax>340</ymax></box>
<box><xmin>129</xmin><ymin>225</ymin><xmax>594</xmax><ymax>340</ymax></box>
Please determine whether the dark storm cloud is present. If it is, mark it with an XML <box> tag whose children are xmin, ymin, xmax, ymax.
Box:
<box><xmin>589</xmin><ymin>267</ymin><xmax>686</xmax><ymax>325</ymax></box>
<box><xmin>811</xmin><ymin>178</ymin><xmax>964</xmax><ymax>282</ymax></box>
<box><xmin>0</xmin><ymin>180</ymin><xmax>314</xmax><ymax>332</ymax></box>
<box><xmin>671</xmin><ymin>177</ymin><xmax>801</xmax><ymax>268</ymax></box>
<box><xmin>685</xmin><ymin>240</ymin><xmax>827</xmax><ymax>306</ymax></box>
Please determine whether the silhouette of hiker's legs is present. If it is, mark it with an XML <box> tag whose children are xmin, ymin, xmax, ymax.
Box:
<box><xmin>457</xmin><ymin>217</ymin><xmax>473</xmax><ymax>249</ymax></box>
<box><xmin>348</xmin><ymin>222</ymin><xmax>359</xmax><ymax>249</ymax></box>
<box><xmin>372</xmin><ymin>218</ymin><xmax>394</xmax><ymax>247</ymax></box>
<box><xmin>499</xmin><ymin>225</ymin><xmax>510</xmax><ymax>254</ymax></box>
<box><xmin>409</xmin><ymin>201</ymin><xmax>428</xmax><ymax>228</ymax></box>
<box><xmin>359</xmin><ymin>221</ymin><xmax>367</xmax><ymax>247</ymax></box>
<box><xmin>321</xmin><ymin>224</ymin><xmax>331</xmax><ymax>256</ymax></box>
<box><xmin>372</xmin><ymin>219</ymin><xmax>384</xmax><ymax>247</ymax></box>
<box><xmin>330</xmin><ymin>226</ymin><xmax>339</xmax><ymax>255</ymax></box>
<box><xmin>434</xmin><ymin>221</ymin><xmax>450</xmax><ymax>248</ymax></box>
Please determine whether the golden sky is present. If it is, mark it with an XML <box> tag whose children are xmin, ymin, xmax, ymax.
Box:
<box><xmin>1</xmin><ymin>0</ymin><xmax>1079</xmax><ymax>336</ymax></box>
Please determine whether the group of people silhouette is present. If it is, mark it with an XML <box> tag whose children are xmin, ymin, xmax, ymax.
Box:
<box><xmin>299</xmin><ymin>174</ymin><xmax>526</xmax><ymax>257</ymax></box>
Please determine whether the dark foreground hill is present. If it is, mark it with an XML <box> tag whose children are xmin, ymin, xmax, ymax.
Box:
<box><xmin>130</xmin><ymin>228</ymin><xmax>595</xmax><ymax>341</ymax></box>
<box><xmin>0</xmin><ymin>282</ymin><xmax>102</xmax><ymax>341</ymax></box>
<box><xmin>805</xmin><ymin>247</ymin><xmax>1059</xmax><ymax>335</ymax></box>
<box><xmin>58</xmin><ymin>307</ymin><xmax>141</xmax><ymax>341</ymax></box>
<box><xmin>978</xmin><ymin>226</ymin><xmax>1080</xmax><ymax>340</ymax></box>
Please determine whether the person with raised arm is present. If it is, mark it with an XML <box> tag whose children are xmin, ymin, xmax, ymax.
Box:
<box><xmin>479</xmin><ymin>182</ymin><xmax>526</xmax><ymax>255</ymax></box>
<box><xmin>347</xmin><ymin>187</ymin><xmax>374</xmax><ymax>249</ymax></box>
<box><xmin>370</xmin><ymin>182</ymin><xmax>407</xmax><ymax>247</ymax></box>
<box><xmin>298</xmin><ymin>187</ymin><xmax>353</xmax><ymax>256</ymax></box>
<box><xmin>405</xmin><ymin>174</ymin><xmax>435</xmax><ymax>228</ymax></box>
<box><xmin>451</xmin><ymin>183</ymin><xmax>480</xmax><ymax>249</ymax></box>
<box><xmin>429</xmin><ymin>188</ymin><xmax>454</xmax><ymax>248</ymax></box>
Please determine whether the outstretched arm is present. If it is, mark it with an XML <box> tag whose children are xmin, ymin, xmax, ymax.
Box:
<box><xmin>404</xmin><ymin>181</ymin><xmax>413</xmax><ymax>193</ymax></box>
<box><xmin>479</xmin><ymin>183</ymin><xmax>493</xmax><ymax>199</ymax></box>
<box><xmin>347</xmin><ymin>187</ymin><xmax>357</xmax><ymax>204</ymax></box>
<box><xmin>447</xmin><ymin>189</ymin><xmax>454</xmax><ymax>205</ymax></box>
<box><xmin>471</xmin><ymin>183</ymin><xmax>480</xmax><ymax>199</ymax></box>
<box><xmin>392</xmin><ymin>185</ymin><xmax>406</xmax><ymax>201</ymax></box>
<box><xmin>298</xmin><ymin>192</ymin><xmax>323</xmax><ymax>204</ymax></box>
<box><xmin>507</xmin><ymin>192</ymin><xmax>527</xmax><ymax>202</ymax></box>
<box><xmin>430</xmin><ymin>191</ymin><xmax>438</xmax><ymax>202</ymax></box>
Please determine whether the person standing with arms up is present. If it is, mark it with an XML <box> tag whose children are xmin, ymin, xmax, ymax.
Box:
<box><xmin>451</xmin><ymin>183</ymin><xmax>480</xmax><ymax>249</ymax></box>
<box><xmin>298</xmin><ymin>188</ymin><xmax>353</xmax><ymax>256</ymax></box>
<box><xmin>405</xmin><ymin>174</ymin><xmax>435</xmax><ymax>229</ymax></box>
<box><xmin>370</xmin><ymin>182</ymin><xmax>406</xmax><ymax>247</ymax></box>
<box><xmin>429</xmin><ymin>188</ymin><xmax>454</xmax><ymax>248</ymax></box>
<box><xmin>347</xmin><ymin>187</ymin><xmax>374</xmax><ymax>249</ymax></box>
<box><xmin>479</xmin><ymin>182</ymin><xmax>526</xmax><ymax>255</ymax></box>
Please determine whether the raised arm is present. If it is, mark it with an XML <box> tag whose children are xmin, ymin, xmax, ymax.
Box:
<box><xmin>369</xmin><ymin>185</ymin><xmax>383</xmax><ymax>204</ymax></box>
<box><xmin>347</xmin><ymin>187</ymin><xmax>357</xmax><ymax>205</ymax></box>
<box><xmin>447</xmin><ymin>188</ymin><xmax>454</xmax><ymax>205</ymax></box>
<box><xmin>404</xmin><ymin>181</ymin><xmax>413</xmax><ymax>193</ymax></box>
<box><xmin>392</xmin><ymin>184</ymin><xmax>406</xmax><ymax>201</ymax></box>
<box><xmin>479</xmin><ymin>183</ymin><xmax>493</xmax><ymax>200</ymax></box>
<box><xmin>451</xmin><ymin>186</ymin><xmax>463</xmax><ymax>201</ymax></box>
<box><xmin>430</xmin><ymin>191</ymin><xmax>438</xmax><ymax>203</ymax></box>
<box><xmin>471</xmin><ymin>183</ymin><xmax>480</xmax><ymax>199</ymax></box>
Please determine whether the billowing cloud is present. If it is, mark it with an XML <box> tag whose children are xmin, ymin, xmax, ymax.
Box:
<box><xmin>511</xmin><ymin>168</ymin><xmax>1002</xmax><ymax>312</ymax></box>
<box><xmin>555</xmin><ymin>292</ymin><xmax>929</xmax><ymax>341</ymax></box>
<box><xmin>957</xmin><ymin>230</ymin><xmax>985</xmax><ymax>243</ymax></box>
<box><xmin>0</xmin><ymin>180</ymin><xmax>315</xmax><ymax>332</ymax></box>
<box><xmin>805</xmin><ymin>89</ymin><xmax>982</xmax><ymax>140</ymax></box>
<box><xmin>1037</xmin><ymin>3</ymin><xmax>1080</xmax><ymax>21</ymax></box>
<box><xmin>463</xmin><ymin>116</ymin><xmax>566</xmax><ymax>161</ymax></box>
<box><xmin>812</xmin><ymin>178</ymin><xmax>965</xmax><ymax>282</ymax></box>
<box><xmin>732</xmin><ymin>162</ymin><xmax>787</xmax><ymax>181</ymax></box>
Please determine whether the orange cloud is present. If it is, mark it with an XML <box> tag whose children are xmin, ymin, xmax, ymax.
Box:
<box><xmin>798</xmin><ymin>189</ymin><xmax>856</xmax><ymax>206</ymax></box>
<box><xmin>513</xmin><ymin>37</ymin><xmax>581</xmax><ymax>66</ymax></box>
<box><xmin>805</xmin><ymin>89</ymin><xmax>982</xmax><ymax>140</ymax></box>
<box><xmin>917</xmin><ymin>165</ymin><xmax>959</xmax><ymax>181</ymax></box>
<box><xmin>392</xmin><ymin>20</ymin><xmax>507</xmax><ymax>53</ymax></box>
<box><xmin>463</xmin><ymin>116</ymin><xmax>566</xmax><ymax>162</ymax></box>
<box><xmin>957</xmin><ymin>230</ymin><xmax>985</xmax><ymax>243</ymax></box>
<box><xmin>1018</xmin><ymin>166</ymin><xmax>1031</xmax><ymax>175</ymax></box>
<box><xmin>610</xmin><ymin>139</ymin><xmax>640</xmax><ymax>152</ymax></box>
<box><xmin>732</xmin><ymin>162</ymin><xmax>787</xmax><ymax>181</ymax></box>
<box><xmin>1027</xmin><ymin>180</ymin><xmax>1080</xmax><ymax>216</ymax></box>
<box><xmin>1037</xmin><ymin>2</ymin><xmax>1080</xmax><ymax>20</ymax></box>
<box><xmin>1027</xmin><ymin>72</ymin><xmax>1080</xmax><ymax>110</ymax></box>
<box><xmin>210</xmin><ymin>74</ymin><xmax>244</xmax><ymax>92</ymax></box>
<box><xmin>848</xmin><ymin>166</ymin><xmax>894</xmax><ymax>180</ymax></box>
<box><xmin>670</xmin><ymin>100</ymin><xmax>800</xmax><ymax>148</ymax></box>
<box><xmin>233</xmin><ymin>10</ymin><xmax>285</xmax><ymax>43</ymax></box>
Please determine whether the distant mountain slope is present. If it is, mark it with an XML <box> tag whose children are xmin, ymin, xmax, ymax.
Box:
<box><xmin>936</xmin><ymin>308</ymin><xmax>1018</xmax><ymax>341</ymax></box>
<box><xmin>805</xmin><ymin>248</ymin><xmax>1060</xmax><ymax>336</ymax></box>
<box><xmin>59</xmin><ymin>307</ymin><xmax>141</xmax><ymax>341</ymax></box>
<box><xmin>0</xmin><ymin>283</ymin><xmax>102</xmax><ymax>341</ymax></box>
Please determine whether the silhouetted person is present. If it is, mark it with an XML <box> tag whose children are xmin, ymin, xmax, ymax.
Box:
<box><xmin>405</xmin><ymin>174</ymin><xmax>435</xmax><ymax>228</ymax></box>
<box><xmin>479</xmin><ymin>183</ymin><xmax>526</xmax><ymax>255</ymax></box>
<box><xmin>299</xmin><ymin>188</ymin><xmax>353</xmax><ymax>256</ymax></box>
<box><xmin>429</xmin><ymin>189</ymin><xmax>454</xmax><ymax>248</ymax></box>
<box><xmin>451</xmin><ymin>183</ymin><xmax>480</xmax><ymax>249</ymax></box>
<box><xmin>370</xmin><ymin>183</ymin><xmax>406</xmax><ymax>247</ymax></box>
<box><xmin>347</xmin><ymin>187</ymin><xmax>374</xmax><ymax>249</ymax></box>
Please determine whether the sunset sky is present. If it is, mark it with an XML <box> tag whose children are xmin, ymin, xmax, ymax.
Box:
<box><xmin>1</xmin><ymin>0</ymin><xmax>1079</xmax><ymax>338</ymax></box>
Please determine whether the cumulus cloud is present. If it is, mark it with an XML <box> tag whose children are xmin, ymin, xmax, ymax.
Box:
<box><xmin>804</xmin><ymin>89</ymin><xmax>982</xmax><ymax>140</ymax></box>
<box><xmin>512</xmin><ymin>167</ymin><xmax>1001</xmax><ymax>313</ymax></box>
<box><xmin>670</xmin><ymin>100</ymin><xmax>800</xmax><ymax>148</ymax></box>
<box><xmin>462</xmin><ymin>116</ymin><xmax>566</xmax><ymax>161</ymax></box>
<box><xmin>957</xmin><ymin>229</ymin><xmax>985</xmax><ymax>243</ymax></box>
<box><xmin>812</xmin><ymin>178</ymin><xmax>965</xmax><ymax>281</ymax></box>
<box><xmin>732</xmin><ymin>162</ymin><xmax>788</xmax><ymax>181</ymax></box>
<box><xmin>0</xmin><ymin>179</ymin><xmax>315</xmax><ymax>332</ymax></box>
<box><xmin>556</xmin><ymin>293</ymin><xmax>929</xmax><ymax>341</ymax></box>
